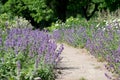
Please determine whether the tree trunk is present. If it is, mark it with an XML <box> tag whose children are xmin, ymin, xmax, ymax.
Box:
<box><xmin>56</xmin><ymin>0</ymin><xmax>68</xmax><ymax>22</ymax></box>
<box><xmin>82</xmin><ymin>3</ymin><xmax>99</xmax><ymax>21</ymax></box>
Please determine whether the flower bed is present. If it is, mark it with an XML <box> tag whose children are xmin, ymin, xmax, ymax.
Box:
<box><xmin>0</xmin><ymin>28</ymin><xmax>63</xmax><ymax>80</ymax></box>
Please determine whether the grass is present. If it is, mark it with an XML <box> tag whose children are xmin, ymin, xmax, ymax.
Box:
<box><xmin>97</xmin><ymin>57</ymin><xmax>105</xmax><ymax>62</ymax></box>
<box><xmin>79</xmin><ymin>77</ymin><xmax>87</xmax><ymax>80</ymax></box>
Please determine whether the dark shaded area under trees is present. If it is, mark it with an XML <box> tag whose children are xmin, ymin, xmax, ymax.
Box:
<box><xmin>0</xmin><ymin>0</ymin><xmax>120</xmax><ymax>29</ymax></box>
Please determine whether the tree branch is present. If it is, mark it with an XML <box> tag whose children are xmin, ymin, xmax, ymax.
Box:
<box><xmin>82</xmin><ymin>3</ymin><xmax>99</xmax><ymax>20</ymax></box>
<box><xmin>87</xmin><ymin>3</ymin><xmax>99</xmax><ymax>20</ymax></box>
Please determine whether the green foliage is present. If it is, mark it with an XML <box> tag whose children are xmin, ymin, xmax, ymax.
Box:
<box><xmin>24</xmin><ymin>0</ymin><xmax>53</xmax><ymax>23</ymax></box>
<box><xmin>2</xmin><ymin>0</ymin><xmax>26</xmax><ymax>15</ymax></box>
<box><xmin>0</xmin><ymin>48</ymin><xmax>54</xmax><ymax>80</ymax></box>
<box><xmin>79</xmin><ymin>77</ymin><xmax>87</xmax><ymax>80</ymax></box>
<box><xmin>1</xmin><ymin>0</ymin><xmax>120</xmax><ymax>29</ymax></box>
<box><xmin>104</xmin><ymin>0</ymin><xmax>120</xmax><ymax>11</ymax></box>
<box><xmin>0</xmin><ymin>13</ymin><xmax>33</xmax><ymax>32</ymax></box>
<box><xmin>49</xmin><ymin>8</ymin><xmax>120</xmax><ymax>32</ymax></box>
<box><xmin>47</xmin><ymin>17</ymin><xmax>86</xmax><ymax>31</ymax></box>
<box><xmin>0</xmin><ymin>28</ymin><xmax>59</xmax><ymax>80</ymax></box>
<box><xmin>2</xmin><ymin>0</ymin><xmax>54</xmax><ymax>28</ymax></box>
<box><xmin>48</xmin><ymin>16</ymin><xmax>104</xmax><ymax>32</ymax></box>
<box><xmin>47</xmin><ymin>20</ymin><xmax>62</xmax><ymax>31</ymax></box>
<box><xmin>0</xmin><ymin>13</ymin><xmax>13</xmax><ymax>31</ymax></box>
<box><xmin>0</xmin><ymin>0</ymin><xmax>8</xmax><ymax>4</ymax></box>
<box><xmin>46</xmin><ymin>0</ymin><xmax>120</xmax><ymax>21</ymax></box>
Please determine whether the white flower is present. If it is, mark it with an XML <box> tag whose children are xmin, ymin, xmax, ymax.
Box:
<box><xmin>103</xmin><ymin>28</ymin><xmax>105</xmax><ymax>31</ymax></box>
<box><xmin>55</xmin><ymin>23</ymin><xmax>59</xmax><ymax>26</ymax></box>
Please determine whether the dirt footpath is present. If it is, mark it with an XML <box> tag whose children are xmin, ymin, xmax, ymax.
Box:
<box><xmin>56</xmin><ymin>44</ymin><xmax>115</xmax><ymax>80</ymax></box>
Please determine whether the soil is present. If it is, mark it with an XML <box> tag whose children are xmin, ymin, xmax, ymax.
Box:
<box><xmin>55</xmin><ymin>43</ymin><xmax>116</xmax><ymax>80</ymax></box>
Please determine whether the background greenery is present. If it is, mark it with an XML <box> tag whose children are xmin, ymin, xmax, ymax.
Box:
<box><xmin>0</xmin><ymin>0</ymin><xmax>120</xmax><ymax>29</ymax></box>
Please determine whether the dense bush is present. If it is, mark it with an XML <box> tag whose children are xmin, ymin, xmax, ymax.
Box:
<box><xmin>2</xmin><ymin>0</ymin><xmax>54</xmax><ymax>28</ymax></box>
<box><xmin>49</xmin><ymin>9</ymin><xmax>120</xmax><ymax>32</ymax></box>
<box><xmin>0</xmin><ymin>13</ymin><xmax>13</xmax><ymax>31</ymax></box>
<box><xmin>0</xmin><ymin>28</ymin><xmax>63</xmax><ymax>80</ymax></box>
<box><xmin>0</xmin><ymin>13</ymin><xmax>33</xmax><ymax>32</ymax></box>
<box><xmin>47</xmin><ymin>17</ymin><xmax>88</xmax><ymax>31</ymax></box>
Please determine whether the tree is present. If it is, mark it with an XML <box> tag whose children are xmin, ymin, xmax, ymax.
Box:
<box><xmin>55</xmin><ymin>0</ymin><xmax>68</xmax><ymax>22</ymax></box>
<box><xmin>81</xmin><ymin>1</ymin><xmax>100</xmax><ymax>20</ymax></box>
<box><xmin>45</xmin><ymin>0</ymin><xmax>68</xmax><ymax>22</ymax></box>
<box><xmin>47</xmin><ymin>0</ymin><xmax>120</xmax><ymax>21</ymax></box>
<box><xmin>0</xmin><ymin>0</ymin><xmax>8</xmax><ymax>4</ymax></box>
<box><xmin>47</xmin><ymin>0</ymin><xmax>103</xmax><ymax>21</ymax></box>
<box><xmin>1</xmin><ymin>0</ymin><xmax>120</xmax><ymax>28</ymax></box>
<box><xmin>2</xmin><ymin>0</ymin><xmax>54</xmax><ymax>29</ymax></box>
<box><xmin>104</xmin><ymin>0</ymin><xmax>120</xmax><ymax>11</ymax></box>
<box><xmin>67</xmin><ymin>0</ymin><xmax>104</xmax><ymax>20</ymax></box>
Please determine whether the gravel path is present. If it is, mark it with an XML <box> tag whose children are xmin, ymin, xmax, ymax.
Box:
<box><xmin>55</xmin><ymin>44</ymin><xmax>115</xmax><ymax>80</ymax></box>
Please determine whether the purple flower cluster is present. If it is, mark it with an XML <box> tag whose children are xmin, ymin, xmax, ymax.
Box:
<box><xmin>53</xmin><ymin>29</ymin><xmax>64</xmax><ymax>42</ymax></box>
<box><xmin>86</xmin><ymin>26</ymin><xmax>120</xmax><ymax>75</ymax></box>
<box><xmin>53</xmin><ymin>25</ymin><xmax>120</xmax><ymax>78</ymax></box>
<box><xmin>6</xmin><ymin>28</ymin><xmax>63</xmax><ymax>64</ymax></box>
<box><xmin>1</xmin><ymin>28</ymin><xmax>64</xmax><ymax>79</ymax></box>
<box><xmin>53</xmin><ymin>27</ymin><xmax>87</xmax><ymax>48</ymax></box>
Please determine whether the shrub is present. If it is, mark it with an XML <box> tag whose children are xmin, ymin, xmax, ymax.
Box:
<box><xmin>86</xmin><ymin>25</ymin><xmax>120</xmax><ymax>76</ymax></box>
<box><xmin>0</xmin><ymin>28</ymin><xmax>64</xmax><ymax>80</ymax></box>
<box><xmin>53</xmin><ymin>27</ymin><xmax>87</xmax><ymax>48</ymax></box>
<box><xmin>2</xmin><ymin>0</ymin><xmax>54</xmax><ymax>28</ymax></box>
<box><xmin>47</xmin><ymin>17</ymin><xmax>88</xmax><ymax>31</ymax></box>
<box><xmin>0</xmin><ymin>13</ymin><xmax>33</xmax><ymax>31</ymax></box>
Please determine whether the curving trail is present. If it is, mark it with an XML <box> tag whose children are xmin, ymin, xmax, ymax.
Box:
<box><xmin>55</xmin><ymin>44</ymin><xmax>115</xmax><ymax>80</ymax></box>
